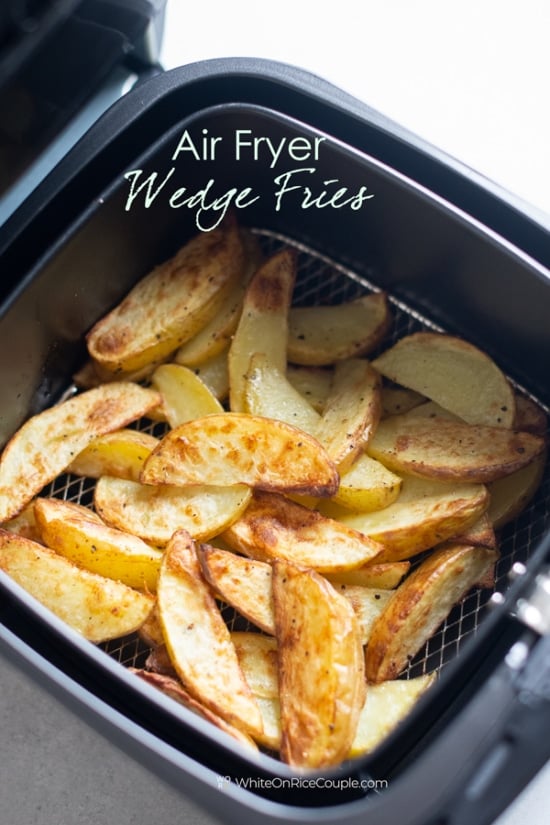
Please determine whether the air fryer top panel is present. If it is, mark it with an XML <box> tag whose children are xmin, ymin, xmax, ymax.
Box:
<box><xmin>0</xmin><ymin>60</ymin><xmax>548</xmax><ymax>825</ymax></box>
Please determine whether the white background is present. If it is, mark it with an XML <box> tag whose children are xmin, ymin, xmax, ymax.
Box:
<box><xmin>160</xmin><ymin>0</ymin><xmax>550</xmax><ymax>220</ymax></box>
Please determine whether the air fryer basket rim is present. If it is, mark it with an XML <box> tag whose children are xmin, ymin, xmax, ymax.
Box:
<box><xmin>0</xmin><ymin>54</ymin><xmax>549</xmax><ymax>825</ymax></box>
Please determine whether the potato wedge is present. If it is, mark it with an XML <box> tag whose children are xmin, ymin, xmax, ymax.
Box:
<box><xmin>314</xmin><ymin>358</ymin><xmax>381</xmax><ymax>470</ymax></box>
<box><xmin>0</xmin><ymin>530</ymin><xmax>154</xmax><ymax>642</ymax></box>
<box><xmin>326</xmin><ymin>561</ymin><xmax>410</xmax><ymax>589</ymax></box>
<box><xmin>339</xmin><ymin>476</ymin><xmax>489</xmax><ymax>561</ymax></box>
<box><xmin>174</xmin><ymin>229</ymin><xmax>262</xmax><ymax>368</ymax></box>
<box><xmin>349</xmin><ymin>674</ymin><xmax>436</xmax><ymax>757</ymax></box>
<box><xmin>151</xmin><ymin>363</ymin><xmax>223</xmax><ymax>428</ymax></box>
<box><xmin>183</xmin><ymin>346</ymin><xmax>230</xmax><ymax>402</ymax></box>
<box><xmin>487</xmin><ymin>450</ymin><xmax>547</xmax><ymax>528</ymax></box>
<box><xmin>231</xmin><ymin>632</ymin><xmax>279</xmax><ymax>698</ymax></box>
<box><xmin>140</xmin><ymin>413</ymin><xmax>339</xmax><ymax>498</ymax></box>
<box><xmin>373</xmin><ymin>332</ymin><xmax>515</xmax><ymax>427</ymax></box>
<box><xmin>0</xmin><ymin>382</ymin><xmax>160</xmax><ymax>523</ymax></box>
<box><xmin>286</xmin><ymin>365</ymin><xmax>333</xmax><ymax>413</ymax></box>
<box><xmin>367</xmin><ymin>413</ymin><xmax>545</xmax><ymax>483</ymax></box>
<box><xmin>87</xmin><ymin>217</ymin><xmax>246</xmax><ymax>375</ymax></box>
<box><xmin>34</xmin><ymin>497</ymin><xmax>163</xmax><ymax>592</ymax></box>
<box><xmin>273</xmin><ymin>558</ymin><xmax>365</xmax><ymax>768</ymax></box>
<box><xmin>513</xmin><ymin>394</ymin><xmax>548</xmax><ymax>436</ymax></box>
<box><xmin>200</xmin><ymin>546</ymin><xmax>275</xmax><ymax>634</ymax></box>
<box><xmin>131</xmin><ymin>669</ymin><xmax>258</xmax><ymax>751</ymax></box>
<box><xmin>244</xmin><ymin>353</ymin><xmax>321</xmax><ymax>433</ymax></box>
<box><xmin>331</xmin><ymin>585</ymin><xmax>393</xmax><ymax>645</ymax></box>
<box><xmin>447</xmin><ymin>512</ymin><xmax>497</xmax><ymax>550</ymax></box>
<box><xmin>94</xmin><ymin>476</ymin><xmax>251</xmax><ymax>546</ymax></box>
<box><xmin>229</xmin><ymin>248</ymin><xmax>296</xmax><ymax>412</ymax></box>
<box><xmin>3</xmin><ymin>505</ymin><xmax>41</xmax><ymax>542</ymax></box>
<box><xmin>223</xmin><ymin>491</ymin><xmax>383</xmax><ymax>573</ymax></box>
<box><xmin>67</xmin><ymin>428</ymin><xmax>160</xmax><ymax>481</ymax></box>
<box><xmin>157</xmin><ymin>530</ymin><xmax>263</xmax><ymax>737</ymax></box>
<box><xmin>328</xmin><ymin>454</ymin><xmax>402</xmax><ymax>513</ymax></box>
<box><xmin>365</xmin><ymin>543</ymin><xmax>498</xmax><ymax>682</ymax></box>
<box><xmin>381</xmin><ymin>386</ymin><xmax>426</xmax><ymax>417</ymax></box>
<box><xmin>287</xmin><ymin>292</ymin><xmax>391</xmax><ymax>366</ymax></box>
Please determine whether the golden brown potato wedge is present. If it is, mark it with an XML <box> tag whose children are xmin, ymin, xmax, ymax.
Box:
<box><xmin>327</xmin><ymin>454</ymin><xmax>402</xmax><ymax>513</ymax></box>
<box><xmin>447</xmin><ymin>512</ymin><xmax>497</xmax><ymax>550</ymax></box>
<box><xmin>349</xmin><ymin>674</ymin><xmax>436</xmax><ymax>757</ymax></box>
<box><xmin>231</xmin><ymin>632</ymin><xmax>279</xmax><ymax>698</ymax></box>
<box><xmin>326</xmin><ymin>561</ymin><xmax>411</xmax><ymax>589</ymax></box>
<box><xmin>286</xmin><ymin>365</ymin><xmax>333</xmax><ymax>413</ymax></box>
<box><xmin>0</xmin><ymin>530</ymin><xmax>154</xmax><ymax>642</ymax></box>
<box><xmin>373</xmin><ymin>332</ymin><xmax>516</xmax><ymax>428</ymax></box>
<box><xmin>87</xmin><ymin>217</ymin><xmax>246</xmax><ymax>375</ymax></box>
<box><xmin>140</xmin><ymin>413</ymin><xmax>339</xmax><ymax>498</ymax></box>
<box><xmin>272</xmin><ymin>559</ymin><xmax>365</xmax><ymax>768</ymax></box>
<box><xmin>330</xmin><ymin>584</ymin><xmax>393</xmax><ymax>645</ymax></box>
<box><xmin>67</xmin><ymin>428</ymin><xmax>160</xmax><ymax>481</ymax></box>
<box><xmin>314</xmin><ymin>358</ymin><xmax>381</xmax><ymax>470</ymax></box>
<box><xmin>0</xmin><ymin>382</ymin><xmax>160</xmax><ymax>523</ymax></box>
<box><xmin>34</xmin><ymin>497</ymin><xmax>163</xmax><ymax>592</ymax></box>
<box><xmin>287</xmin><ymin>292</ymin><xmax>391</xmax><ymax>366</ymax></box>
<box><xmin>367</xmin><ymin>413</ymin><xmax>545</xmax><ymax>483</ymax></box>
<box><xmin>94</xmin><ymin>476</ymin><xmax>251</xmax><ymax>546</ymax></box>
<box><xmin>487</xmin><ymin>450</ymin><xmax>547</xmax><ymax>528</ymax></box>
<box><xmin>182</xmin><ymin>346</ymin><xmax>230</xmax><ymax>402</ymax></box>
<box><xmin>365</xmin><ymin>543</ymin><xmax>498</xmax><ymax>682</ymax></box>
<box><xmin>199</xmin><ymin>546</ymin><xmax>275</xmax><ymax>634</ymax></box>
<box><xmin>243</xmin><ymin>353</ymin><xmax>321</xmax><ymax>434</ymax></box>
<box><xmin>157</xmin><ymin>530</ymin><xmax>263</xmax><ymax>737</ymax></box>
<box><xmin>150</xmin><ymin>363</ymin><xmax>223</xmax><ymax>428</ymax></box>
<box><xmin>174</xmin><ymin>229</ymin><xmax>262</xmax><ymax>368</ymax></box>
<box><xmin>339</xmin><ymin>475</ymin><xmax>489</xmax><ymax>561</ymax></box>
<box><xmin>223</xmin><ymin>491</ymin><xmax>383</xmax><ymax>573</ymax></box>
<box><xmin>131</xmin><ymin>669</ymin><xmax>258</xmax><ymax>751</ymax></box>
<box><xmin>2</xmin><ymin>505</ymin><xmax>41</xmax><ymax>542</ymax></box>
<box><xmin>228</xmin><ymin>248</ymin><xmax>296</xmax><ymax>412</ymax></box>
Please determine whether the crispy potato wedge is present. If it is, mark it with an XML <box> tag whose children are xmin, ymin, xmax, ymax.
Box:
<box><xmin>286</xmin><ymin>365</ymin><xmax>333</xmax><ymax>413</ymax></box>
<box><xmin>140</xmin><ymin>413</ymin><xmax>339</xmax><ymax>497</ymax></box>
<box><xmin>273</xmin><ymin>559</ymin><xmax>365</xmax><ymax>768</ymax></box>
<box><xmin>340</xmin><ymin>475</ymin><xmax>489</xmax><ymax>561</ymax></box>
<box><xmin>513</xmin><ymin>394</ymin><xmax>548</xmax><ymax>436</ymax></box>
<box><xmin>487</xmin><ymin>450</ymin><xmax>547</xmax><ymax>528</ymax></box>
<box><xmin>151</xmin><ymin>363</ymin><xmax>223</xmax><ymax>428</ymax></box>
<box><xmin>94</xmin><ymin>475</ymin><xmax>251</xmax><ymax>546</ymax></box>
<box><xmin>244</xmin><ymin>353</ymin><xmax>321</xmax><ymax>433</ymax></box>
<box><xmin>228</xmin><ymin>248</ymin><xmax>296</xmax><ymax>412</ymax></box>
<box><xmin>223</xmin><ymin>491</ymin><xmax>383</xmax><ymax>573</ymax></box>
<box><xmin>326</xmin><ymin>561</ymin><xmax>410</xmax><ymax>589</ymax></box>
<box><xmin>200</xmin><ymin>546</ymin><xmax>275</xmax><ymax>634</ymax></box>
<box><xmin>0</xmin><ymin>382</ymin><xmax>160</xmax><ymax>523</ymax></box>
<box><xmin>447</xmin><ymin>512</ymin><xmax>497</xmax><ymax>550</ymax></box>
<box><xmin>365</xmin><ymin>543</ymin><xmax>498</xmax><ymax>682</ymax></box>
<box><xmin>287</xmin><ymin>292</ymin><xmax>391</xmax><ymax>366</ymax></box>
<box><xmin>131</xmin><ymin>669</ymin><xmax>258</xmax><ymax>751</ymax></box>
<box><xmin>373</xmin><ymin>332</ymin><xmax>516</xmax><ymax>427</ymax></box>
<box><xmin>174</xmin><ymin>229</ymin><xmax>262</xmax><ymax>367</ymax></box>
<box><xmin>315</xmin><ymin>359</ymin><xmax>381</xmax><ymax>470</ymax></box>
<box><xmin>157</xmin><ymin>530</ymin><xmax>263</xmax><ymax>737</ymax></box>
<box><xmin>349</xmin><ymin>674</ymin><xmax>436</xmax><ymax>757</ymax></box>
<box><xmin>34</xmin><ymin>497</ymin><xmax>163</xmax><ymax>592</ymax></box>
<box><xmin>0</xmin><ymin>530</ymin><xmax>154</xmax><ymax>642</ymax></box>
<box><xmin>87</xmin><ymin>217</ymin><xmax>246</xmax><ymax>375</ymax></box>
<box><xmin>182</xmin><ymin>346</ymin><xmax>230</xmax><ymax>401</ymax></box>
<box><xmin>67</xmin><ymin>428</ymin><xmax>160</xmax><ymax>481</ymax></box>
<box><xmin>231</xmin><ymin>632</ymin><xmax>279</xmax><ymax>698</ymax></box>
<box><xmin>381</xmin><ymin>386</ymin><xmax>426</xmax><ymax>417</ymax></box>
<box><xmin>331</xmin><ymin>585</ymin><xmax>393</xmax><ymax>645</ymax></box>
<box><xmin>367</xmin><ymin>413</ymin><xmax>545</xmax><ymax>483</ymax></box>
<box><xmin>327</xmin><ymin>454</ymin><xmax>402</xmax><ymax>513</ymax></box>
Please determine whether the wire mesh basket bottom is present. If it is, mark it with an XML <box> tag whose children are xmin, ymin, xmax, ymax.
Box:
<box><xmin>45</xmin><ymin>229</ymin><xmax>550</xmax><ymax>685</ymax></box>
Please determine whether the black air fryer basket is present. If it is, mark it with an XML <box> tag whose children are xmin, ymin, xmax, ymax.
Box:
<box><xmin>0</xmin><ymin>58</ymin><xmax>549</xmax><ymax>825</ymax></box>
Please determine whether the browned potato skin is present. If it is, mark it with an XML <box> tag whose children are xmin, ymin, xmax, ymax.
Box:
<box><xmin>131</xmin><ymin>669</ymin><xmax>259</xmax><ymax>751</ymax></box>
<box><xmin>368</xmin><ymin>414</ymin><xmax>545</xmax><ymax>483</ymax></box>
<box><xmin>223</xmin><ymin>491</ymin><xmax>383</xmax><ymax>573</ymax></box>
<box><xmin>140</xmin><ymin>413</ymin><xmax>340</xmax><ymax>497</ymax></box>
<box><xmin>272</xmin><ymin>559</ymin><xmax>365</xmax><ymax>768</ymax></box>
<box><xmin>365</xmin><ymin>543</ymin><xmax>498</xmax><ymax>683</ymax></box>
